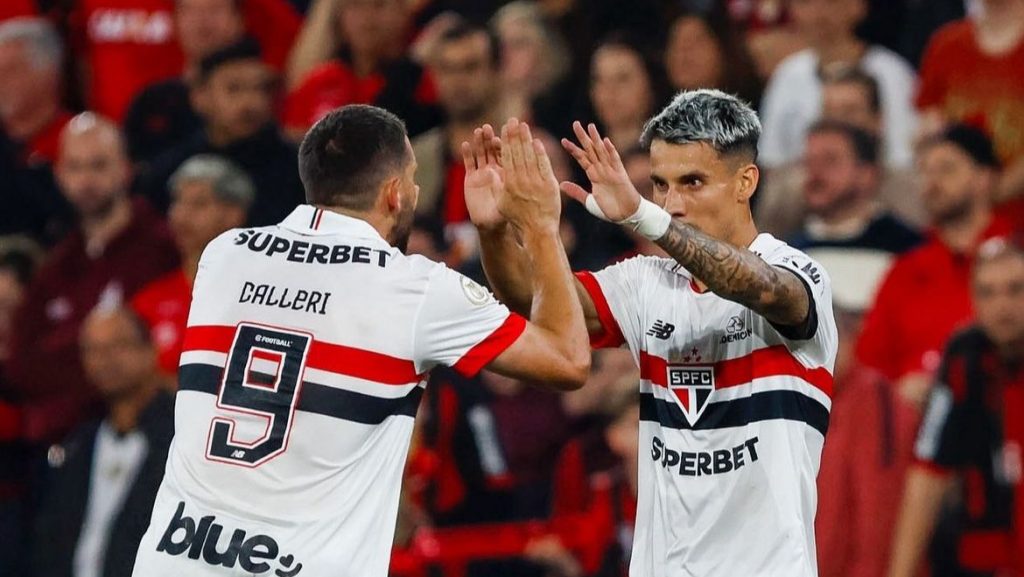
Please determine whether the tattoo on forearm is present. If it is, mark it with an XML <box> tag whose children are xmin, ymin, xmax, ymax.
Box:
<box><xmin>655</xmin><ymin>221</ymin><xmax>808</xmax><ymax>325</ymax></box>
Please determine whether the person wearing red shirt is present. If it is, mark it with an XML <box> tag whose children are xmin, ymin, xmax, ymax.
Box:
<box><xmin>3</xmin><ymin>113</ymin><xmax>179</xmax><ymax>445</ymax></box>
<box><xmin>0</xmin><ymin>18</ymin><xmax>73</xmax><ymax>243</ymax></box>
<box><xmin>888</xmin><ymin>238</ymin><xmax>1024</xmax><ymax>577</ymax></box>
<box><xmin>856</xmin><ymin>125</ymin><xmax>1015</xmax><ymax>409</ymax></box>
<box><xmin>283</xmin><ymin>0</ymin><xmax>439</xmax><ymax>139</ymax></box>
<box><xmin>132</xmin><ymin>154</ymin><xmax>251</xmax><ymax>377</ymax></box>
<box><xmin>917</xmin><ymin>0</ymin><xmax>1024</xmax><ymax>200</ymax></box>
<box><xmin>71</xmin><ymin>0</ymin><xmax>300</xmax><ymax>122</ymax></box>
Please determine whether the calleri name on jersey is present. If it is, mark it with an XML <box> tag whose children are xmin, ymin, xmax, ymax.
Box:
<box><xmin>132</xmin><ymin>206</ymin><xmax>525</xmax><ymax>577</ymax></box>
<box><xmin>577</xmin><ymin>233</ymin><xmax>838</xmax><ymax>577</ymax></box>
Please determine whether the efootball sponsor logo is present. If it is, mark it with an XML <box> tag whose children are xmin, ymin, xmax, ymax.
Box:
<box><xmin>157</xmin><ymin>501</ymin><xmax>303</xmax><ymax>576</ymax></box>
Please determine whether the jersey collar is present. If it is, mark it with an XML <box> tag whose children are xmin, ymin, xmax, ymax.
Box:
<box><xmin>279</xmin><ymin>205</ymin><xmax>386</xmax><ymax>241</ymax></box>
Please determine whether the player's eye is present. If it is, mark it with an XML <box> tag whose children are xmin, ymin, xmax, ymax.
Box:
<box><xmin>653</xmin><ymin>180</ymin><xmax>669</xmax><ymax>193</ymax></box>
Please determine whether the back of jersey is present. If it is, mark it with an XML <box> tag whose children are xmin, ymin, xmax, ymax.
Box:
<box><xmin>134</xmin><ymin>206</ymin><xmax>522</xmax><ymax>577</ymax></box>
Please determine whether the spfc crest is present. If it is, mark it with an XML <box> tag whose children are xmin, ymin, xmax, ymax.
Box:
<box><xmin>667</xmin><ymin>365</ymin><xmax>715</xmax><ymax>425</ymax></box>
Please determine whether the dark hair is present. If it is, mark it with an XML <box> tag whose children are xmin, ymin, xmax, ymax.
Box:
<box><xmin>664</xmin><ymin>4</ymin><xmax>764</xmax><ymax>108</ymax></box>
<box><xmin>591</xmin><ymin>30</ymin><xmax>671</xmax><ymax>120</ymax></box>
<box><xmin>0</xmin><ymin>248</ymin><xmax>35</xmax><ymax>286</ymax></box>
<box><xmin>197</xmin><ymin>37</ymin><xmax>262</xmax><ymax>82</ymax></box>
<box><xmin>923</xmin><ymin>124</ymin><xmax>1001</xmax><ymax>169</ymax></box>
<box><xmin>808</xmin><ymin>120</ymin><xmax>879</xmax><ymax>165</ymax></box>
<box><xmin>821</xmin><ymin>66</ymin><xmax>881</xmax><ymax>115</ymax></box>
<box><xmin>298</xmin><ymin>105</ymin><xmax>410</xmax><ymax>209</ymax></box>
<box><xmin>437</xmin><ymin>19</ymin><xmax>502</xmax><ymax>68</ymax></box>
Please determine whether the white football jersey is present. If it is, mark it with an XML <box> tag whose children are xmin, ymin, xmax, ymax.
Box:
<box><xmin>578</xmin><ymin>233</ymin><xmax>837</xmax><ymax>577</ymax></box>
<box><xmin>133</xmin><ymin>205</ymin><xmax>525</xmax><ymax>577</ymax></box>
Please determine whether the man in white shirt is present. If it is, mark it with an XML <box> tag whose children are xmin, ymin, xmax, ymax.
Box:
<box><xmin>132</xmin><ymin>105</ymin><xmax>589</xmax><ymax>577</ymax></box>
<box><xmin>469</xmin><ymin>89</ymin><xmax>838</xmax><ymax>576</ymax></box>
<box><xmin>758</xmin><ymin>0</ymin><xmax>918</xmax><ymax>169</ymax></box>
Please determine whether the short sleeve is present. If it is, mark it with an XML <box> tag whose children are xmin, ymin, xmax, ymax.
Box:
<box><xmin>576</xmin><ymin>257</ymin><xmax>651</xmax><ymax>350</ymax></box>
<box><xmin>413</xmin><ymin>266</ymin><xmax>526</xmax><ymax>377</ymax></box>
<box><xmin>766</xmin><ymin>250</ymin><xmax>835</xmax><ymax>345</ymax></box>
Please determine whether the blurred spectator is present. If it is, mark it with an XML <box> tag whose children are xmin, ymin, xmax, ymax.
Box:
<box><xmin>757</xmin><ymin>67</ymin><xmax>928</xmax><ymax>238</ymax></box>
<box><xmin>407</xmin><ymin>368</ymin><xmax>515</xmax><ymax>526</ymax></box>
<box><xmin>723</xmin><ymin>0</ymin><xmax>807</xmax><ymax>79</ymax></box>
<box><xmin>0</xmin><ymin>238</ymin><xmax>41</xmax><ymax>577</ymax></box>
<box><xmin>32</xmin><ymin>306</ymin><xmax>174</xmax><ymax>577</ymax></box>
<box><xmin>758</xmin><ymin>0</ymin><xmax>918</xmax><ymax>170</ymax></box>
<box><xmin>283</xmin><ymin>0</ymin><xmax>440</xmax><ymax>139</ymax></box>
<box><xmin>412</xmin><ymin>21</ymin><xmax>502</xmax><ymax>265</ymax></box>
<box><xmin>490</xmin><ymin>1</ymin><xmax>573</xmax><ymax>135</ymax></box>
<box><xmin>132</xmin><ymin>155</ymin><xmax>251</xmax><ymax>377</ymax></box>
<box><xmin>524</xmin><ymin>393</ymin><xmax>641</xmax><ymax>577</ymax></box>
<box><xmin>4</xmin><ymin>113</ymin><xmax>178</xmax><ymax>445</ymax></box>
<box><xmin>587</xmin><ymin>33</ymin><xmax>667</xmax><ymax>151</ymax></box>
<box><xmin>856</xmin><ymin>125</ymin><xmax>1015</xmax><ymax>409</ymax></box>
<box><xmin>663</xmin><ymin>5</ymin><xmax>763</xmax><ymax>109</ymax></box>
<box><xmin>917</xmin><ymin>0</ymin><xmax>1024</xmax><ymax>201</ymax></box>
<box><xmin>538</xmin><ymin>0</ymin><xmax>661</xmax><ymax>90</ymax></box>
<box><xmin>857</xmin><ymin>0</ymin><xmax>965</xmax><ymax>67</ymax></box>
<box><xmin>122</xmin><ymin>0</ymin><xmax>247</xmax><ymax>165</ymax></box>
<box><xmin>0</xmin><ymin>18</ymin><xmax>73</xmax><ymax>244</ymax></box>
<box><xmin>137</xmin><ymin>39</ymin><xmax>305</xmax><ymax>226</ymax></box>
<box><xmin>789</xmin><ymin>121</ymin><xmax>922</xmax><ymax>294</ymax></box>
<box><xmin>888</xmin><ymin>237</ymin><xmax>1024</xmax><ymax>577</ymax></box>
<box><xmin>69</xmin><ymin>0</ymin><xmax>299</xmax><ymax>121</ymax></box>
<box><xmin>484</xmin><ymin>370</ymin><xmax>574</xmax><ymax>520</ymax></box>
<box><xmin>815</xmin><ymin>294</ymin><xmax>919</xmax><ymax>577</ymax></box>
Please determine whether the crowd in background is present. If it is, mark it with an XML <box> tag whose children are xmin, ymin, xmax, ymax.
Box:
<box><xmin>1</xmin><ymin>0</ymin><xmax>1023</xmax><ymax>576</ymax></box>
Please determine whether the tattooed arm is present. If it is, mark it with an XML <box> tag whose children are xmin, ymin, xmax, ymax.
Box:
<box><xmin>654</xmin><ymin>221</ymin><xmax>810</xmax><ymax>327</ymax></box>
<box><xmin>560</xmin><ymin>120</ymin><xmax>811</xmax><ymax>328</ymax></box>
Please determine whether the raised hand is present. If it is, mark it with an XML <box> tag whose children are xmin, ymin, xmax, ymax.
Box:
<box><xmin>498</xmin><ymin>118</ymin><xmax>562</xmax><ymax>233</ymax></box>
<box><xmin>560</xmin><ymin>121</ymin><xmax>642</xmax><ymax>222</ymax></box>
<box><xmin>462</xmin><ymin>124</ymin><xmax>505</xmax><ymax>231</ymax></box>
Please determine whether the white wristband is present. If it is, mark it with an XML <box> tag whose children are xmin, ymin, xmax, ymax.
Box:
<box><xmin>621</xmin><ymin>197</ymin><xmax>671</xmax><ymax>240</ymax></box>
<box><xmin>582</xmin><ymin>195</ymin><xmax>670</xmax><ymax>240</ymax></box>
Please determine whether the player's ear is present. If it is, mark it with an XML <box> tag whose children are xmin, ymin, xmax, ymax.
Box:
<box><xmin>382</xmin><ymin>176</ymin><xmax>402</xmax><ymax>214</ymax></box>
<box><xmin>736</xmin><ymin>163</ymin><xmax>759</xmax><ymax>203</ymax></box>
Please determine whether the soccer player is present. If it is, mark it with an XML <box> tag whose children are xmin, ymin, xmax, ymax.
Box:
<box><xmin>131</xmin><ymin>104</ymin><xmax>589</xmax><ymax>577</ymax></box>
<box><xmin>467</xmin><ymin>90</ymin><xmax>838</xmax><ymax>576</ymax></box>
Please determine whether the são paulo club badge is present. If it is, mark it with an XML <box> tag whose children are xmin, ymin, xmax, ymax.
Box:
<box><xmin>667</xmin><ymin>348</ymin><xmax>715</xmax><ymax>425</ymax></box>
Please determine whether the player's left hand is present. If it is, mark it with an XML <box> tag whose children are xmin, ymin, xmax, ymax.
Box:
<box><xmin>560</xmin><ymin>121</ymin><xmax>642</xmax><ymax>222</ymax></box>
<box><xmin>498</xmin><ymin>118</ymin><xmax>562</xmax><ymax>233</ymax></box>
<box><xmin>462</xmin><ymin>124</ymin><xmax>505</xmax><ymax>232</ymax></box>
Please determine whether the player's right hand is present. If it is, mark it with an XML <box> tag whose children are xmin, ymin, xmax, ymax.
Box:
<box><xmin>498</xmin><ymin>118</ymin><xmax>561</xmax><ymax>233</ymax></box>
<box><xmin>462</xmin><ymin>124</ymin><xmax>506</xmax><ymax>232</ymax></box>
<box><xmin>560</xmin><ymin>121</ymin><xmax>642</xmax><ymax>222</ymax></box>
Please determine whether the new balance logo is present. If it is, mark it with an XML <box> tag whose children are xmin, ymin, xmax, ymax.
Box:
<box><xmin>647</xmin><ymin>321</ymin><xmax>676</xmax><ymax>340</ymax></box>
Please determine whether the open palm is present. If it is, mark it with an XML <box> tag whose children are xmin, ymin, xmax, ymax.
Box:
<box><xmin>560</xmin><ymin>121</ymin><xmax>641</xmax><ymax>222</ymax></box>
<box><xmin>462</xmin><ymin>125</ymin><xmax>505</xmax><ymax>231</ymax></box>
